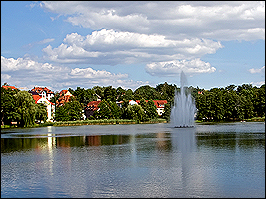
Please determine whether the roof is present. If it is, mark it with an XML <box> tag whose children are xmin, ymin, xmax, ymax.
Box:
<box><xmin>86</xmin><ymin>101</ymin><xmax>101</xmax><ymax>111</ymax></box>
<box><xmin>56</xmin><ymin>95</ymin><xmax>73</xmax><ymax>106</ymax></box>
<box><xmin>32</xmin><ymin>95</ymin><xmax>42</xmax><ymax>104</ymax></box>
<box><xmin>135</xmin><ymin>99</ymin><xmax>167</xmax><ymax>108</ymax></box>
<box><xmin>2</xmin><ymin>85</ymin><xmax>18</xmax><ymax>90</ymax></box>
<box><xmin>31</xmin><ymin>87</ymin><xmax>54</xmax><ymax>94</ymax></box>
<box><xmin>31</xmin><ymin>95</ymin><xmax>54</xmax><ymax>105</ymax></box>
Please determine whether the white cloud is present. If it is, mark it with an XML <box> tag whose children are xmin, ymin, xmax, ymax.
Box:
<box><xmin>42</xmin><ymin>29</ymin><xmax>223</xmax><ymax>65</ymax></box>
<box><xmin>40</xmin><ymin>1</ymin><xmax>265</xmax><ymax>41</ymax></box>
<box><xmin>145</xmin><ymin>58</ymin><xmax>216</xmax><ymax>76</ymax></box>
<box><xmin>248</xmin><ymin>65</ymin><xmax>265</xmax><ymax>73</ymax></box>
<box><xmin>1</xmin><ymin>56</ymin><xmax>147</xmax><ymax>91</ymax></box>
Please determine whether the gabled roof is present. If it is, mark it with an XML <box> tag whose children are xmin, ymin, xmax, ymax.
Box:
<box><xmin>56</xmin><ymin>95</ymin><xmax>73</xmax><ymax>106</ymax></box>
<box><xmin>31</xmin><ymin>95</ymin><xmax>54</xmax><ymax>105</ymax></box>
<box><xmin>31</xmin><ymin>86</ymin><xmax>54</xmax><ymax>94</ymax></box>
<box><xmin>32</xmin><ymin>95</ymin><xmax>42</xmax><ymax>103</ymax></box>
<box><xmin>85</xmin><ymin>101</ymin><xmax>101</xmax><ymax>111</ymax></box>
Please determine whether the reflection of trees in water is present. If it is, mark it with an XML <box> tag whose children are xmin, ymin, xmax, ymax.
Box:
<box><xmin>1</xmin><ymin>131</ymin><xmax>264</xmax><ymax>153</ymax></box>
<box><xmin>196</xmin><ymin>132</ymin><xmax>265</xmax><ymax>150</ymax></box>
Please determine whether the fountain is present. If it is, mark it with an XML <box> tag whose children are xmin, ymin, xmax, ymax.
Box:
<box><xmin>170</xmin><ymin>71</ymin><xmax>197</xmax><ymax>128</ymax></box>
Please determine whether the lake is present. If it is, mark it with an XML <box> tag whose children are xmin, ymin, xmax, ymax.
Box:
<box><xmin>1</xmin><ymin>122</ymin><xmax>265</xmax><ymax>198</ymax></box>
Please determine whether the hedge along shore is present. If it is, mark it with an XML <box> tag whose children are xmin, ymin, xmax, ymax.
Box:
<box><xmin>1</xmin><ymin>117</ymin><xmax>264</xmax><ymax>129</ymax></box>
<box><xmin>53</xmin><ymin>118</ymin><xmax>167</xmax><ymax>126</ymax></box>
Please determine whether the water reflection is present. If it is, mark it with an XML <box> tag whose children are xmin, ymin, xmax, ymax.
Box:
<box><xmin>1</xmin><ymin>128</ymin><xmax>264</xmax><ymax>153</ymax></box>
<box><xmin>1</xmin><ymin>134</ymin><xmax>132</xmax><ymax>153</ymax></box>
<box><xmin>1</xmin><ymin>123</ymin><xmax>265</xmax><ymax>198</ymax></box>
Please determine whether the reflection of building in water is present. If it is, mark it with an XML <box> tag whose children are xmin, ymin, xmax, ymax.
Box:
<box><xmin>156</xmin><ymin>132</ymin><xmax>169</xmax><ymax>150</ymax></box>
<box><xmin>87</xmin><ymin>135</ymin><xmax>101</xmax><ymax>146</ymax></box>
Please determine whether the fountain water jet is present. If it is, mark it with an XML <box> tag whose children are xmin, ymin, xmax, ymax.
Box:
<box><xmin>170</xmin><ymin>71</ymin><xmax>197</xmax><ymax>128</ymax></box>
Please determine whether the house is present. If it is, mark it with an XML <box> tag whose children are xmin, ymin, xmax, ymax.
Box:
<box><xmin>59</xmin><ymin>89</ymin><xmax>72</xmax><ymax>96</ymax></box>
<box><xmin>135</xmin><ymin>99</ymin><xmax>168</xmax><ymax>116</ymax></box>
<box><xmin>129</xmin><ymin>100</ymin><xmax>138</xmax><ymax>105</ymax></box>
<box><xmin>84</xmin><ymin>101</ymin><xmax>102</xmax><ymax>118</ymax></box>
<box><xmin>31</xmin><ymin>87</ymin><xmax>54</xmax><ymax>100</ymax></box>
<box><xmin>29</xmin><ymin>91</ymin><xmax>55</xmax><ymax>122</ymax></box>
<box><xmin>152</xmin><ymin>100</ymin><xmax>168</xmax><ymax>116</ymax></box>
<box><xmin>56</xmin><ymin>89</ymin><xmax>73</xmax><ymax>107</ymax></box>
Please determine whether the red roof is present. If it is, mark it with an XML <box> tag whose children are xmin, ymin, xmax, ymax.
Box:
<box><xmin>31</xmin><ymin>87</ymin><xmax>53</xmax><ymax>94</ymax></box>
<box><xmin>32</xmin><ymin>95</ymin><xmax>42</xmax><ymax>104</ymax></box>
<box><xmin>2</xmin><ymin>85</ymin><xmax>18</xmax><ymax>90</ymax></box>
<box><xmin>56</xmin><ymin>95</ymin><xmax>73</xmax><ymax>106</ymax></box>
<box><xmin>86</xmin><ymin>101</ymin><xmax>101</xmax><ymax>111</ymax></box>
<box><xmin>135</xmin><ymin>100</ymin><xmax>167</xmax><ymax>108</ymax></box>
<box><xmin>59</xmin><ymin>90</ymin><xmax>68</xmax><ymax>95</ymax></box>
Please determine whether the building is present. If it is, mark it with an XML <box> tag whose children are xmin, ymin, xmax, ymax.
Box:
<box><xmin>31</xmin><ymin>87</ymin><xmax>54</xmax><ymax>100</ymax></box>
<box><xmin>29</xmin><ymin>91</ymin><xmax>55</xmax><ymax>122</ymax></box>
<box><xmin>135</xmin><ymin>100</ymin><xmax>168</xmax><ymax>116</ymax></box>
<box><xmin>84</xmin><ymin>101</ymin><xmax>101</xmax><ymax>118</ymax></box>
<box><xmin>56</xmin><ymin>90</ymin><xmax>74</xmax><ymax>107</ymax></box>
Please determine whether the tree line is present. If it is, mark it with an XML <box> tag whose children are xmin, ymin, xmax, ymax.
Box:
<box><xmin>1</xmin><ymin>82</ymin><xmax>265</xmax><ymax>127</ymax></box>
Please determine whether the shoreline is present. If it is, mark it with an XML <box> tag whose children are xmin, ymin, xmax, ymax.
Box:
<box><xmin>1</xmin><ymin>117</ymin><xmax>264</xmax><ymax>129</ymax></box>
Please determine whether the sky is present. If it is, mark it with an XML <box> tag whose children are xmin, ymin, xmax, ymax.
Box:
<box><xmin>1</xmin><ymin>1</ymin><xmax>265</xmax><ymax>92</ymax></box>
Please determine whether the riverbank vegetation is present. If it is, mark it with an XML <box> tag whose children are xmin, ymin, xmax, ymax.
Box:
<box><xmin>1</xmin><ymin>82</ymin><xmax>265</xmax><ymax>128</ymax></box>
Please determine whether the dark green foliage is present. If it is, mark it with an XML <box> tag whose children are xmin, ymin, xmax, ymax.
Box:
<box><xmin>1</xmin><ymin>86</ymin><xmax>21</xmax><ymax>125</ymax></box>
<box><xmin>16</xmin><ymin>91</ymin><xmax>37</xmax><ymax>127</ymax></box>
<box><xmin>93</xmin><ymin>99</ymin><xmax>121</xmax><ymax>119</ymax></box>
<box><xmin>133</xmin><ymin>85</ymin><xmax>161</xmax><ymax>100</ymax></box>
<box><xmin>55</xmin><ymin>97</ymin><xmax>83</xmax><ymax>121</ymax></box>
<box><xmin>35</xmin><ymin>103</ymin><xmax>48</xmax><ymax>122</ymax></box>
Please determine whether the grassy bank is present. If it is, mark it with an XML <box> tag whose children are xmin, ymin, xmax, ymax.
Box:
<box><xmin>195</xmin><ymin>116</ymin><xmax>265</xmax><ymax>125</ymax></box>
<box><xmin>1</xmin><ymin>117</ymin><xmax>263</xmax><ymax>129</ymax></box>
<box><xmin>53</xmin><ymin>118</ymin><xmax>167</xmax><ymax>126</ymax></box>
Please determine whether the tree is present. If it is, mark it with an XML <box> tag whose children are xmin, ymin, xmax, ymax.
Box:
<box><xmin>35</xmin><ymin>103</ymin><xmax>48</xmax><ymax>122</ymax></box>
<box><xmin>134</xmin><ymin>85</ymin><xmax>160</xmax><ymax>100</ymax></box>
<box><xmin>55</xmin><ymin>97</ymin><xmax>83</xmax><ymax>121</ymax></box>
<box><xmin>103</xmin><ymin>86</ymin><xmax>117</xmax><ymax>102</ymax></box>
<box><xmin>16</xmin><ymin>91</ymin><xmax>37</xmax><ymax>127</ymax></box>
<box><xmin>145</xmin><ymin>100</ymin><xmax>158</xmax><ymax>120</ymax></box>
<box><xmin>126</xmin><ymin>104</ymin><xmax>145</xmax><ymax>122</ymax></box>
<box><xmin>1</xmin><ymin>86</ymin><xmax>20</xmax><ymax>125</ymax></box>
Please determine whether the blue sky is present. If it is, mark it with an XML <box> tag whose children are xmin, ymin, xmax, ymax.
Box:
<box><xmin>1</xmin><ymin>1</ymin><xmax>265</xmax><ymax>92</ymax></box>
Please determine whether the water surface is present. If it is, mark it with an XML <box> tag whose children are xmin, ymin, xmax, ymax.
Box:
<box><xmin>1</xmin><ymin>122</ymin><xmax>265</xmax><ymax>198</ymax></box>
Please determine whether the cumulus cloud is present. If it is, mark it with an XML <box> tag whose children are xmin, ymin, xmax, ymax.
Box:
<box><xmin>145</xmin><ymin>58</ymin><xmax>216</xmax><ymax>76</ymax></box>
<box><xmin>248</xmin><ymin>65</ymin><xmax>265</xmax><ymax>74</ymax></box>
<box><xmin>42</xmin><ymin>29</ymin><xmax>223</xmax><ymax>66</ymax></box>
<box><xmin>40</xmin><ymin>1</ymin><xmax>265</xmax><ymax>41</ymax></box>
<box><xmin>1</xmin><ymin>56</ymin><xmax>147</xmax><ymax>91</ymax></box>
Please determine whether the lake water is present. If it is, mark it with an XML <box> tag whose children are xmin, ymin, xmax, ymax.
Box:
<box><xmin>1</xmin><ymin>122</ymin><xmax>265</xmax><ymax>198</ymax></box>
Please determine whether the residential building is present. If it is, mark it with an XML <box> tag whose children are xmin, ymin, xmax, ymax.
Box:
<box><xmin>31</xmin><ymin>87</ymin><xmax>54</xmax><ymax>100</ymax></box>
<box><xmin>29</xmin><ymin>91</ymin><xmax>55</xmax><ymax>122</ymax></box>
<box><xmin>56</xmin><ymin>89</ymin><xmax>73</xmax><ymax>107</ymax></box>
<box><xmin>84</xmin><ymin>101</ymin><xmax>101</xmax><ymax>118</ymax></box>
<box><xmin>135</xmin><ymin>99</ymin><xmax>168</xmax><ymax>116</ymax></box>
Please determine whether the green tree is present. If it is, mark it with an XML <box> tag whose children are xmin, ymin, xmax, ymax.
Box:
<box><xmin>16</xmin><ymin>91</ymin><xmax>37</xmax><ymax>127</ymax></box>
<box><xmin>145</xmin><ymin>99</ymin><xmax>158</xmax><ymax>120</ymax></box>
<box><xmin>35</xmin><ymin>103</ymin><xmax>48</xmax><ymax>122</ymax></box>
<box><xmin>126</xmin><ymin>104</ymin><xmax>145</xmax><ymax>122</ymax></box>
<box><xmin>55</xmin><ymin>97</ymin><xmax>83</xmax><ymax>121</ymax></box>
<box><xmin>134</xmin><ymin>85</ymin><xmax>160</xmax><ymax>100</ymax></box>
<box><xmin>103</xmin><ymin>86</ymin><xmax>117</xmax><ymax>102</ymax></box>
<box><xmin>1</xmin><ymin>86</ymin><xmax>20</xmax><ymax>125</ymax></box>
